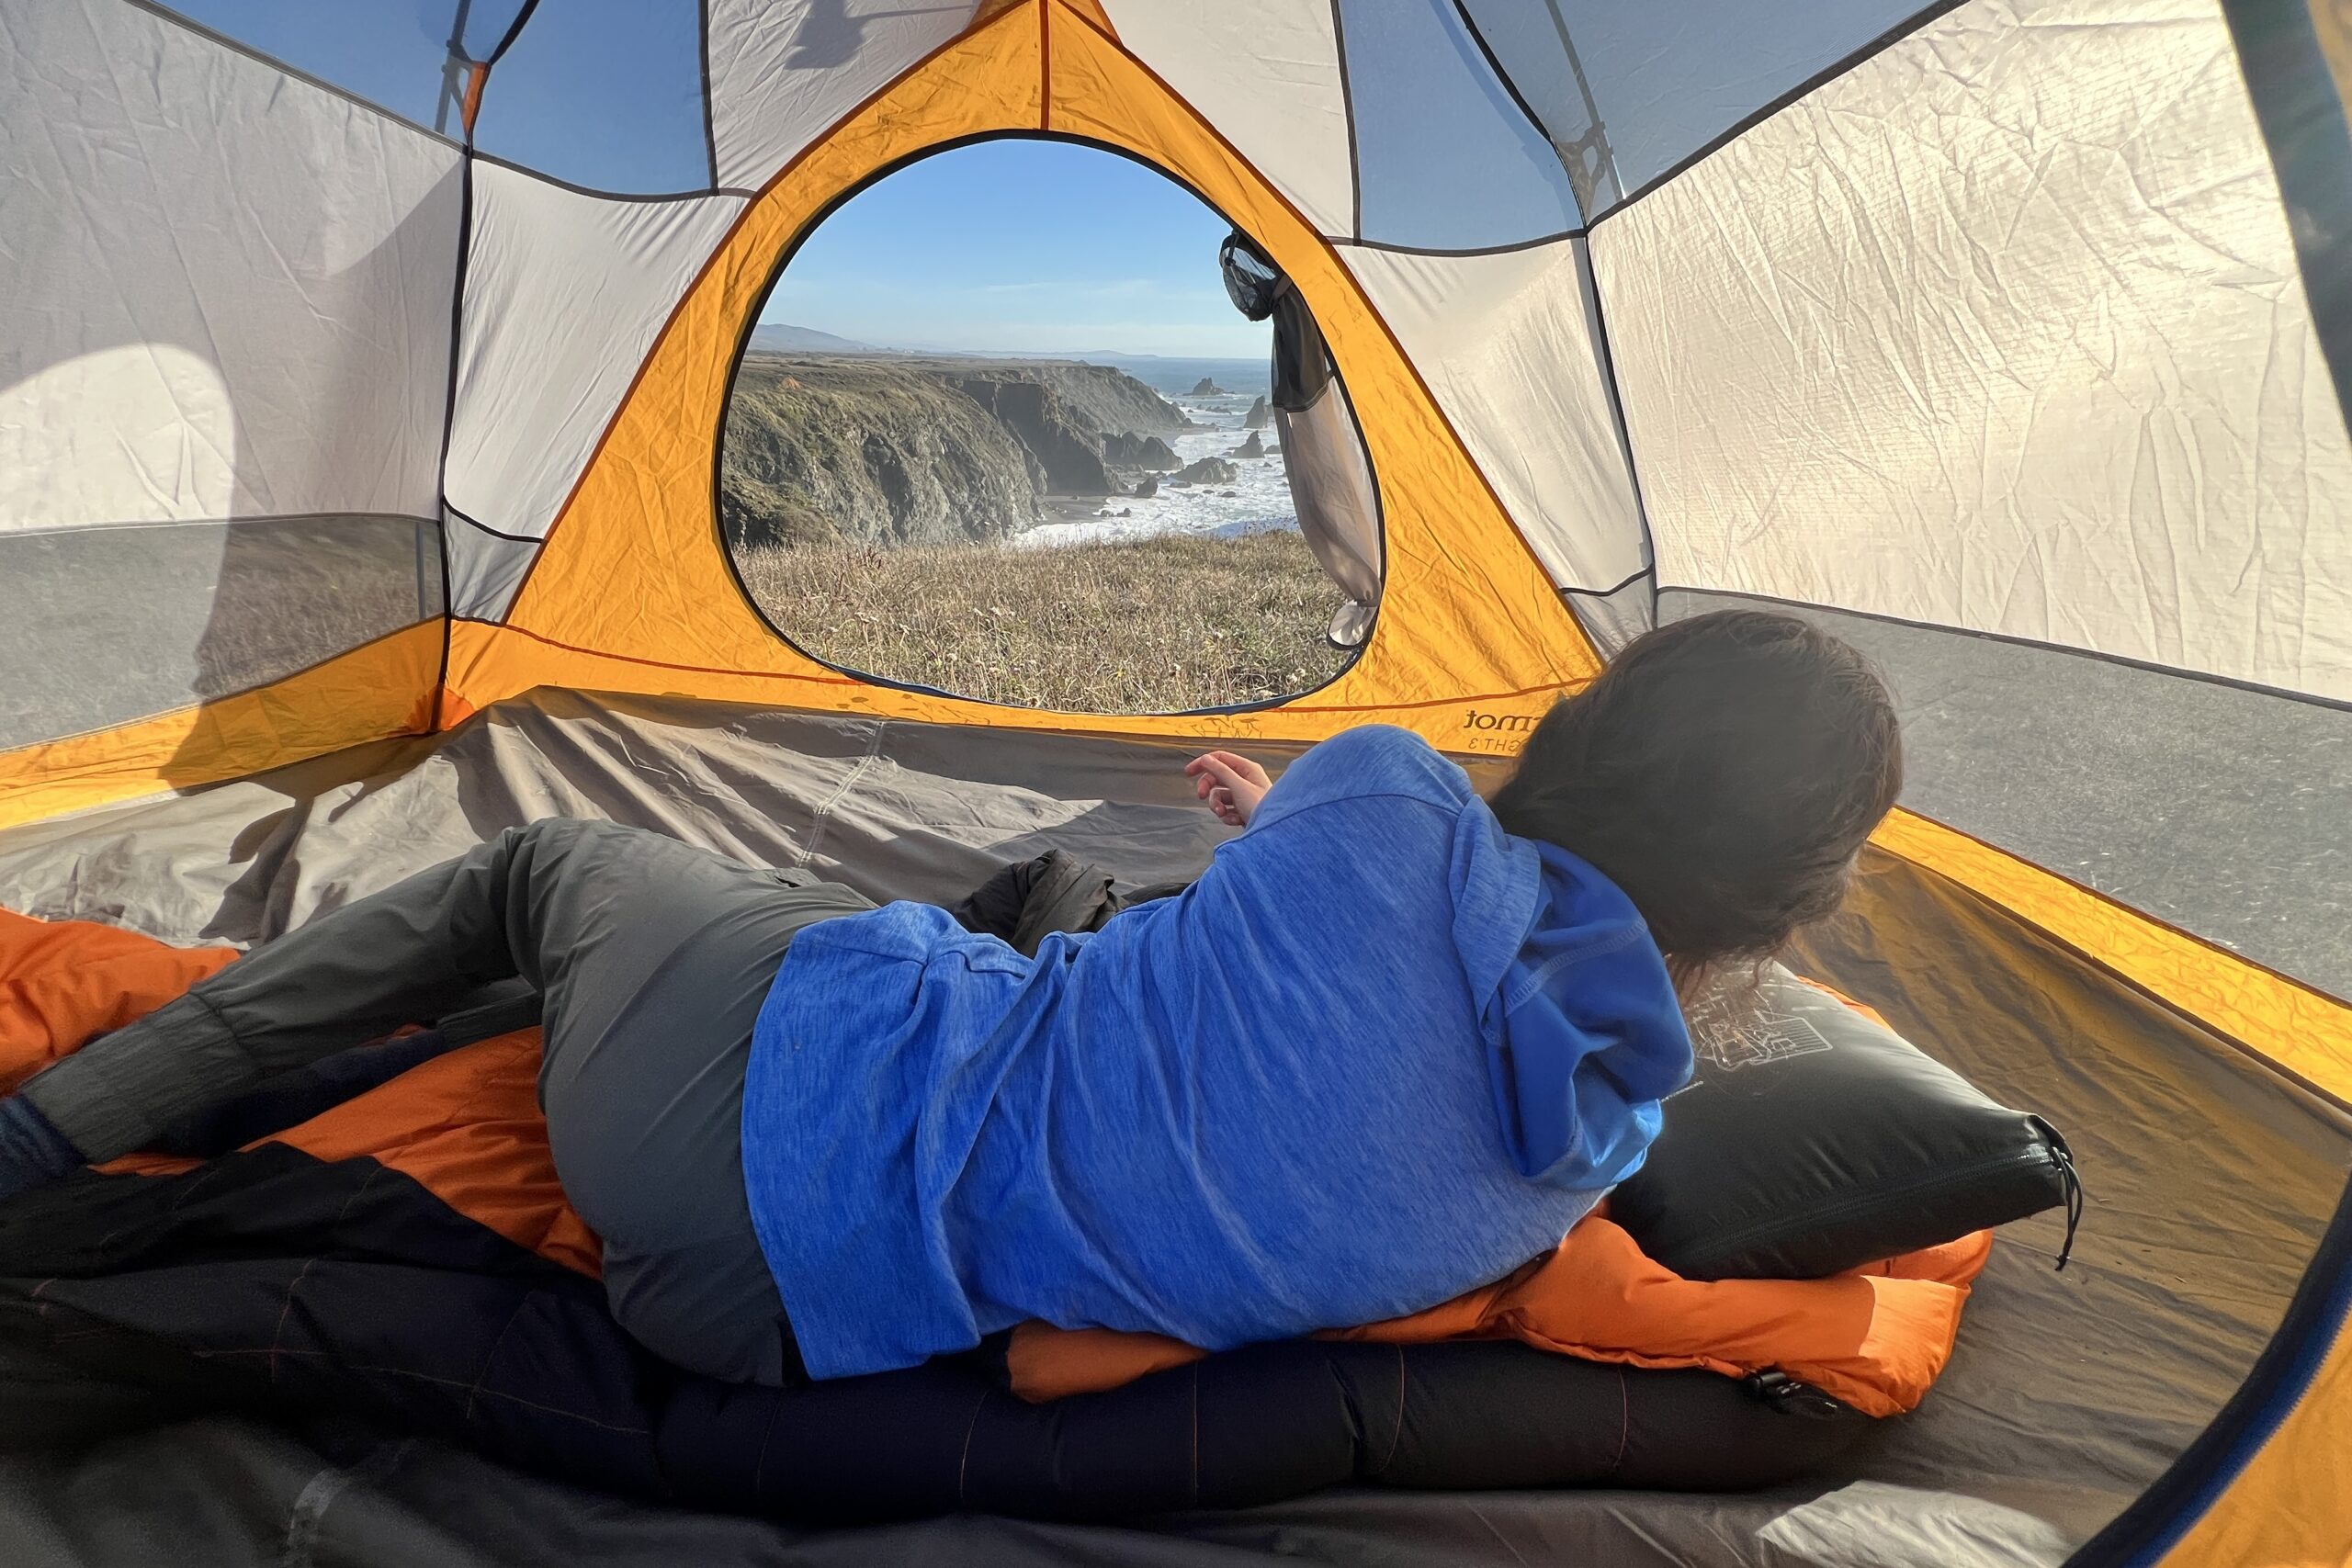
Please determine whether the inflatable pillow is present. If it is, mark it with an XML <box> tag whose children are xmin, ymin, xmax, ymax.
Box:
<box><xmin>1611</xmin><ymin>971</ymin><xmax>2080</xmax><ymax>1280</ymax></box>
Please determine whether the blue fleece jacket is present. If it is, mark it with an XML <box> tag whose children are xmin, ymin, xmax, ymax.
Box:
<box><xmin>744</xmin><ymin>726</ymin><xmax>1693</xmax><ymax>1379</ymax></box>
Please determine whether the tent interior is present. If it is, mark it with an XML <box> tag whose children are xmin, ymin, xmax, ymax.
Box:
<box><xmin>5</xmin><ymin>2</ymin><xmax>2352</xmax><ymax>1565</ymax></box>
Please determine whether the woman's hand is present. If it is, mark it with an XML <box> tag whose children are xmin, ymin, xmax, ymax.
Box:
<box><xmin>1185</xmin><ymin>751</ymin><xmax>1272</xmax><ymax>829</ymax></box>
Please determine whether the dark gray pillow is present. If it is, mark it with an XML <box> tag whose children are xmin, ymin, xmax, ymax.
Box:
<box><xmin>1610</xmin><ymin>970</ymin><xmax>2078</xmax><ymax>1280</ymax></box>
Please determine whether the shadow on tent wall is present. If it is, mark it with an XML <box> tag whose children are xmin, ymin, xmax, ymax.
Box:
<box><xmin>0</xmin><ymin>161</ymin><xmax>461</xmax><ymax>832</ymax></box>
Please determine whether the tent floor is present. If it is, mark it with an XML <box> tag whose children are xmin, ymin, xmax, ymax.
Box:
<box><xmin>3</xmin><ymin>690</ymin><xmax>2346</xmax><ymax>1567</ymax></box>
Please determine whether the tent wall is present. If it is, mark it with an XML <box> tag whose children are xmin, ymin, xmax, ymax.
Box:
<box><xmin>0</xmin><ymin>0</ymin><xmax>460</xmax><ymax>534</ymax></box>
<box><xmin>1340</xmin><ymin>239</ymin><xmax>1645</xmax><ymax>594</ymax></box>
<box><xmin>1093</xmin><ymin>1</ymin><xmax>1355</xmax><ymax>237</ymax></box>
<box><xmin>1330</xmin><ymin>0</ymin><xmax>1580</xmax><ymax>250</ymax></box>
<box><xmin>707</xmin><ymin>0</ymin><xmax>982</xmax><ymax>191</ymax></box>
<box><xmin>1567</xmin><ymin>0</ymin><xmax>2352</xmax><ymax>1121</ymax></box>
<box><xmin>442</xmin><ymin>164</ymin><xmax>748</xmax><ymax>620</ymax></box>
<box><xmin>1458</xmin><ymin>0</ymin><xmax>1942</xmax><ymax>217</ymax></box>
<box><xmin>4</xmin><ymin>0</ymin><xmax>1652</xmax><ymax>818</ymax></box>
<box><xmin>1660</xmin><ymin>591</ymin><xmax>2352</xmax><ymax>1004</ymax></box>
<box><xmin>1588</xmin><ymin>0</ymin><xmax>2352</xmax><ymax>704</ymax></box>
<box><xmin>442</xmin><ymin>1</ymin><xmax>1606</xmax><ymax>751</ymax></box>
<box><xmin>0</xmin><ymin>0</ymin><xmax>459</xmax><ymax>829</ymax></box>
<box><xmin>464</xmin><ymin>0</ymin><xmax>710</xmax><ymax>194</ymax></box>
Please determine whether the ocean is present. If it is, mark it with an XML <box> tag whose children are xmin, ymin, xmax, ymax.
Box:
<box><xmin>1014</xmin><ymin>355</ymin><xmax>1296</xmax><ymax>549</ymax></box>
<box><xmin>1084</xmin><ymin>356</ymin><xmax>1271</xmax><ymax>400</ymax></box>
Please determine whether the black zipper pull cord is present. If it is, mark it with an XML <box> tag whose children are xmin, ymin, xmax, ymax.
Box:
<box><xmin>2031</xmin><ymin>1116</ymin><xmax>2085</xmax><ymax>1271</ymax></box>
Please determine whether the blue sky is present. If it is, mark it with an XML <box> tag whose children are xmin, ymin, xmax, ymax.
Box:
<box><xmin>761</xmin><ymin>141</ymin><xmax>1265</xmax><ymax>357</ymax></box>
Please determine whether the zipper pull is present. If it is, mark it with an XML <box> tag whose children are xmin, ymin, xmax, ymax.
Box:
<box><xmin>2031</xmin><ymin>1116</ymin><xmax>2085</xmax><ymax>1271</ymax></box>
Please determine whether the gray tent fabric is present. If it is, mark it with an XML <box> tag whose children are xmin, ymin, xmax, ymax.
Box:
<box><xmin>1</xmin><ymin>690</ymin><xmax>2345</xmax><ymax>1566</ymax></box>
<box><xmin>0</xmin><ymin>517</ymin><xmax>445</xmax><ymax>752</ymax></box>
<box><xmin>1662</xmin><ymin>589</ymin><xmax>2352</xmax><ymax>999</ymax></box>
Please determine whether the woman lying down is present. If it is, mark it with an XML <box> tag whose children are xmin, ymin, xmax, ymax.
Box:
<box><xmin>0</xmin><ymin>609</ymin><xmax>1902</xmax><ymax>1387</ymax></box>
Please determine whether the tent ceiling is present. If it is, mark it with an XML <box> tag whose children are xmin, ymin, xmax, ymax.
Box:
<box><xmin>707</xmin><ymin>0</ymin><xmax>979</xmax><ymax>191</ymax></box>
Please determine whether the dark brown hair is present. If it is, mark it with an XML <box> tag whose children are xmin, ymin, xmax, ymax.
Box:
<box><xmin>1489</xmin><ymin>609</ymin><xmax>1903</xmax><ymax>983</ymax></box>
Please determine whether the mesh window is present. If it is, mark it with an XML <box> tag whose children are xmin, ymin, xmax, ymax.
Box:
<box><xmin>1517</xmin><ymin>0</ymin><xmax>1936</xmax><ymax>209</ymax></box>
<box><xmin>1662</xmin><ymin>590</ymin><xmax>2352</xmax><ymax>1000</ymax></box>
<box><xmin>1336</xmin><ymin>0</ymin><xmax>1580</xmax><ymax>248</ymax></box>
<box><xmin>471</xmin><ymin>0</ymin><xmax>712</xmax><ymax>192</ymax></box>
<box><xmin>157</xmin><ymin>0</ymin><xmax>528</xmax><ymax>135</ymax></box>
<box><xmin>0</xmin><ymin>516</ymin><xmax>445</xmax><ymax>750</ymax></box>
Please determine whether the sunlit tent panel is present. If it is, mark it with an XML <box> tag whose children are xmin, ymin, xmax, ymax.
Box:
<box><xmin>1589</xmin><ymin>0</ymin><xmax>2352</xmax><ymax>702</ymax></box>
<box><xmin>1342</xmin><ymin>238</ymin><xmax>1646</xmax><ymax>595</ymax></box>
<box><xmin>2</xmin><ymin>0</ymin><xmax>2350</xmax><ymax>1563</ymax></box>
<box><xmin>707</xmin><ymin>0</ymin><xmax>983</xmax><ymax>190</ymax></box>
<box><xmin>1094</xmin><ymin>0</ymin><xmax>1356</xmax><ymax>238</ymax></box>
<box><xmin>443</xmin><ymin>165</ymin><xmax>749</xmax><ymax>617</ymax></box>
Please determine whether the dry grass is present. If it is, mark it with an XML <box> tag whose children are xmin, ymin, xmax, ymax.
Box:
<box><xmin>734</xmin><ymin>529</ymin><xmax>1356</xmax><ymax>712</ymax></box>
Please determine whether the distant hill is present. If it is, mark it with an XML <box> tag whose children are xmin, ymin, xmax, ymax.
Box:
<box><xmin>747</xmin><ymin>322</ymin><xmax>884</xmax><ymax>355</ymax></box>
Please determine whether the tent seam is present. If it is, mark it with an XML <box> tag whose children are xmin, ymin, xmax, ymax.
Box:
<box><xmin>1660</xmin><ymin>585</ymin><xmax>2352</xmax><ymax>716</ymax></box>
<box><xmin>428</xmin><ymin>144</ymin><xmax>476</xmax><ymax>733</ymax></box>
<box><xmin>456</xmin><ymin>614</ymin><xmax>1587</xmax><ymax>716</ymax></box>
<box><xmin>2214</xmin><ymin>0</ymin><xmax>2352</xmax><ymax>454</ymax></box>
<box><xmin>445</xmin><ymin>506</ymin><xmax>542</xmax><ymax>546</ymax></box>
<box><xmin>1574</xmin><ymin>241</ymin><xmax>1661</xmax><ymax>619</ymax></box>
<box><xmin>699</xmin><ymin>0</ymin><xmax>719</xmax><ymax>186</ymax></box>
<box><xmin>0</xmin><ymin>512</ymin><xmax>442</xmax><ymax>542</ymax></box>
<box><xmin>1344</xmin><ymin>232</ymin><xmax>1583</xmax><ymax>257</ymax></box>
<box><xmin>1329</xmin><ymin>0</ymin><xmax>1363</xmax><ymax>241</ymax></box>
<box><xmin>469</xmin><ymin>149</ymin><xmax>756</xmax><ymax>204</ymax></box>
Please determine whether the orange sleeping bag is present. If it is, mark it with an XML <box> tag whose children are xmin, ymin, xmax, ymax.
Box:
<box><xmin>0</xmin><ymin>907</ymin><xmax>1986</xmax><ymax>1417</ymax></box>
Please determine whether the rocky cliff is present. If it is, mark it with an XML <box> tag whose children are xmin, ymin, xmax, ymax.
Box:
<box><xmin>941</xmin><ymin>360</ymin><xmax>1190</xmax><ymax>440</ymax></box>
<box><xmin>721</xmin><ymin>355</ymin><xmax>1191</xmax><ymax>549</ymax></box>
